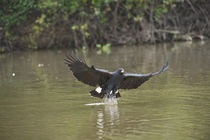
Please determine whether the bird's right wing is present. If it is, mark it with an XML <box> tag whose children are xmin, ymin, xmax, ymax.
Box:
<box><xmin>64</xmin><ymin>55</ymin><xmax>113</xmax><ymax>87</ymax></box>
<box><xmin>119</xmin><ymin>62</ymin><xmax>168</xmax><ymax>89</ymax></box>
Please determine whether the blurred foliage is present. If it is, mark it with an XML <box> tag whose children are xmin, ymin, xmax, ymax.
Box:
<box><xmin>0</xmin><ymin>0</ymin><xmax>181</xmax><ymax>32</ymax></box>
<box><xmin>96</xmin><ymin>43</ymin><xmax>111</xmax><ymax>55</ymax></box>
<box><xmin>0</xmin><ymin>0</ymin><xmax>208</xmax><ymax>53</ymax></box>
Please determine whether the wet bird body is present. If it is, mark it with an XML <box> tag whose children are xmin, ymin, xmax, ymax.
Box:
<box><xmin>64</xmin><ymin>55</ymin><xmax>168</xmax><ymax>98</ymax></box>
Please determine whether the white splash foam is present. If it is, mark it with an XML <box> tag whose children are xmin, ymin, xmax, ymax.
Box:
<box><xmin>85</xmin><ymin>97</ymin><xmax>118</xmax><ymax>106</ymax></box>
<box><xmin>104</xmin><ymin>96</ymin><xmax>118</xmax><ymax>105</ymax></box>
<box><xmin>85</xmin><ymin>102</ymin><xmax>105</xmax><ymax>106</ymax></box>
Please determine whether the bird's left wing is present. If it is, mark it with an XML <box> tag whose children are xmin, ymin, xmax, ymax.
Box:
<box><xmin>64</xmin><ymin>55</ymin><xmax>113</xmax><ymax>87</ymax></box>
<box><xmin>119</xmin><ymin>62</ymin><xmax>168</xmax><ymax>89</ymax></box>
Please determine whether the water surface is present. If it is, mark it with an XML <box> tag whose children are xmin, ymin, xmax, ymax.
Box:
<box><xmin>0</xmin><ymin>41</ymin><xmax>210</xmax><ymax>140</ymax></box>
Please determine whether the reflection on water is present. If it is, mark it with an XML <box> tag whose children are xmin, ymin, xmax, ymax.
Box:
<box><xmin>97</xmin><ymin>110</ymin><xmax>104</xmax><ymax>140</ymax></box>
<box><xmin>104</xmin><ymin>104</ymin><xmax>120</xmax><ymax>126</ymax></box>
<box><xmin>97</xmin><ymin>104</ymin><xmax>120</xmax><ymax>140</ymax></box>
<box><xmin>0</xmin><ymin>41</ymin><xmax>210</xmax><ymax>140</ymax></box>
<box><xmin>86</xmin><ymin>98</ymin><xmax>120</xmax><ymax>139</ymax></box>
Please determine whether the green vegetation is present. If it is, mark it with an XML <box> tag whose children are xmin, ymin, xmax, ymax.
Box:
<box><xmin>96</xmin><ymin>43</ymin><xmax>111</xmax><ymax>55</ymax></box>
<box><xmin>0</xmin><ymin>0</ymin><xmax>209</xmax><ymax>52</ymax></box>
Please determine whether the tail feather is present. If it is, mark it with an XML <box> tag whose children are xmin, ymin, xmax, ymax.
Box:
<box><xmin>116</xmin><ymin>92</ymin><xmax>121</xmax><ymax>98</ymax></box>
<box><xmin>90</xmin><ymin>89</ymin><xmax>106</xmax><ymax>98</ymax></box>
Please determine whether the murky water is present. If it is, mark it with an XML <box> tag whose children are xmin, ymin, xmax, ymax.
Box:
<box><xmin>0</xmin><ymin>41</ymin><xmax>210</xmax><ymax>140</ymax></box>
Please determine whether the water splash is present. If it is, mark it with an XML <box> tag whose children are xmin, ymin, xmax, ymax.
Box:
<box><xmin>85</xmin><ymin>96</ymin><xmax>118</xmax><ymax>106</ymax></box>
<box><xmin>85</xmin><ymin>102</ymin><xmax>105</xmax><ymax>106</ymax></box>
<box><xmin>104</xmin><ymin>96</ymin><xmax>118</xmax><ymax>105</ymax></box>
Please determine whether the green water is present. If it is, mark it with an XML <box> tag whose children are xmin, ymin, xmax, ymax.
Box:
<box><xmin>0</xmin><ymin>42</ymin><xmax>210</xmax><ymax>140</ymax></box>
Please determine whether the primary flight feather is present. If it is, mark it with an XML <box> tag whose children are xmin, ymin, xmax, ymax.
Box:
<box><xmin>64</xmin><ymin>55</ymin><xmax>168</xmax><ymax>98</ymax></box>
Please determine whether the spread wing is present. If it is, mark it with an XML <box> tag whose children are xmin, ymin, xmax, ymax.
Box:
<box><xmin>64</xmin><ymin>55</ymin><xmax>113</xmax><ymax>87</ymax></box>
<box><xmin>119</xmin><ymin>62</ymin><xmax>168</xmax><ymax>89</ymax></box>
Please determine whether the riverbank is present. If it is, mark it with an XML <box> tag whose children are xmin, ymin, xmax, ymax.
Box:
<box><xmin>0</xmin><ymin>0</ymin><xmax>209</xmax><ymax>53</ymax></box>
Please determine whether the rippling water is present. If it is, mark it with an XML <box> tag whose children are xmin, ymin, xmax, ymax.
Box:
<box><xmin>0</xmin><ymin>41</ymin><xmax>210</xmax><ymax>140</ymax></box>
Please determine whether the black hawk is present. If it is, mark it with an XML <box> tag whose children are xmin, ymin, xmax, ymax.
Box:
<box><xmin>64</xmin><ymin>55</ymin><xmax>168</xmax><ymax>98</ymax></box>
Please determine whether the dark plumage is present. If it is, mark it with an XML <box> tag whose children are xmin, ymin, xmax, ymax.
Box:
<box><xmin>64</xmin><ymin>55</ymin><xmax>168</xmax><ymax>98</ymax></box>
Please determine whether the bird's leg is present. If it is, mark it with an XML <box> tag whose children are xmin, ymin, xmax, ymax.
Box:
<box><xmin>112</xmin><ymin>89</ymin><xmax>118</xmax><ymax>98</ymax></box>
<box><xmin>105</xmin><ymin>89</ymin><xmax>112</xmax><ymax>98</ymax></box>
<box><xmin>106</xmin><ymin>89</ymin><xmax>117</xmax><ymax>98</ymax></box>
<box><xmin>106</xmin><ymin>90</ymin><xmax>110</xmax><ymax>98</ymax></box>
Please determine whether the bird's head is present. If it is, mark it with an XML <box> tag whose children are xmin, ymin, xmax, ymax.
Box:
<box><xmin>117</xmin><ymin>68</ymin><xmax>125</xmax><ymax>75</ymax></box>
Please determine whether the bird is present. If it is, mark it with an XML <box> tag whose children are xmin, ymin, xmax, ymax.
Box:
<box><xmin>64</xmin><ymin>55</ymin><xmax>168</xmax><ymax>99</ymax></box>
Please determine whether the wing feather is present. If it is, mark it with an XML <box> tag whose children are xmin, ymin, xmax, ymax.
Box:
<box><xmin>119</xmin><ymin>62</ymin><xmax>168</xmax><ymax>89</ymax></box>
<box><xmin>64</xmin><ymin>55</ymin><xmax>113</xmax><ymax>87</ymax></box>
